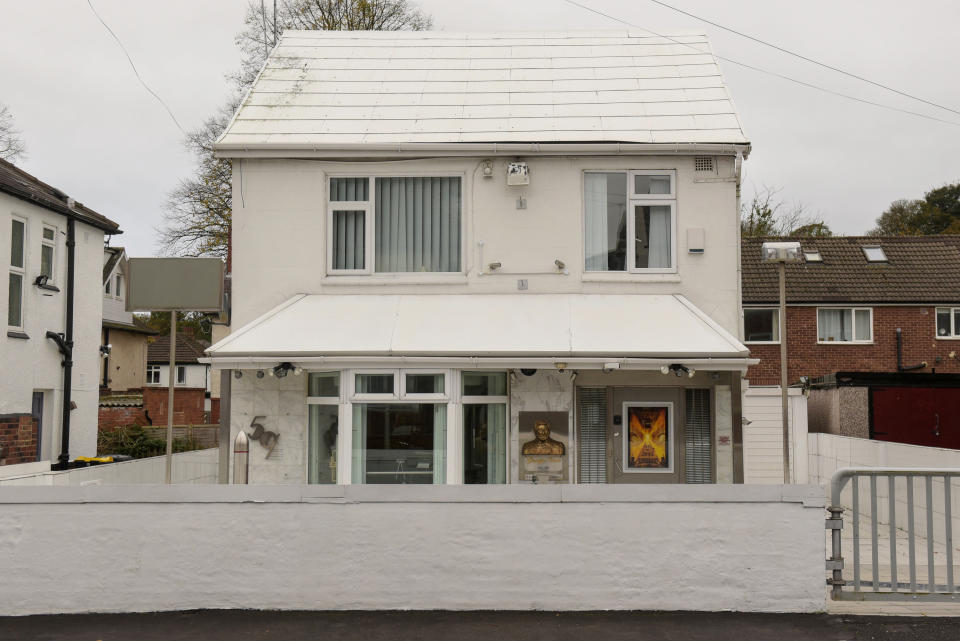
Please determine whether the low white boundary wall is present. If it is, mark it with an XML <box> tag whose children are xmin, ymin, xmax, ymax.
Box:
<box><xmin>809</xmin><ymin>433</ymin><xmax>960</xmax><ymax>547</ymax></box>
<box><xmin>0</xmin><ymin>485</ymin><xmax>825</xmax><ymax>615</ymax></box>
<box><xmin>0</xmin><ymin>448</ymin><xmax>218</xmax><ymax>487</ymax></box>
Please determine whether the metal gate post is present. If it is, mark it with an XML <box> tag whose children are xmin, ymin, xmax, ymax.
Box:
<box><xmin>826</xmin><ymin>504</ymin><xmax>845</xmax><ymax>598</ymax></box>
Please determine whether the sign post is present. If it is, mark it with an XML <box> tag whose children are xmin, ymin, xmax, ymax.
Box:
<box><xmin>126</xmin><ymin>258</ymin><xmax>224</xmax><ymax>484</ymax></box>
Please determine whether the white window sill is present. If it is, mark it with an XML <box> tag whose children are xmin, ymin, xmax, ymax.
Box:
<box><xmin>935</xmin><ymin>336</ymin><xmax>960</xmax><ymax>341</ymax></box>
<box><xmin>581</xmin><ymin>272</ymin><xmax>680</xmax><ymax>283</ymax></box>
<box><xmin>744</xmin><ymin>341</ymin><xmax>780</xmax><ymax>345</ymax></box>
<box><xmin>816</xmin><ymin>341</ymin><xmax>873</xmax><ymax>346</ymax></box>
<box><xmin>322</xmin><ymin>274</ymin><xmax>469</xmax><ymax>286</ymax></box>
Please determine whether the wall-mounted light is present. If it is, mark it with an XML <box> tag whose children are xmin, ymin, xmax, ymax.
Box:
<box><xmin>256</xmin><ymin>370</ymin><xmax>265</xmax><ymax>379</ymax></box>
<box><xmin>661</xmin><ymin>364</ymin><xmax>695</xmax><ymax>378</ymax></box>
<box><xmin>34</xmin><ymin>274</ymin><xmax>50</xmax><ymax>287</ymax></box>
<box><xmin>234</xmin><ymin>370</ymin><xmax>243</xmax><ymax>379</ymax></box>
<box><xmin>488</xmin><ymin>261</ymin><xmax>502</xmax><ymax>271</ymax></box>
<box><xmin>481</xmin><ymin>159</ymin><xmax>494</xmax><ymax>178</ymax></box>
<box><xmin>99</xmin><ymin>344</ymin><xmax>112</xmax><ymax>359</ymax></box>
<box><xmin>273</xmin><ymin>362</ymin><xmax>295</xmax><ymax>378</ymax></box>
<box><xmin>554</xmin><ymin>362</ymin><xmax>567</xmax><ymax>371</ymax></box>
<box><xmin>507</xmin><ymin>161</ymin><xmax>529</xmax><ymax>185</ymax></box>
<box><xmin>554</xmin><ymin>259</ymin><xmax>566</xmax><ymax>271</ymax></box>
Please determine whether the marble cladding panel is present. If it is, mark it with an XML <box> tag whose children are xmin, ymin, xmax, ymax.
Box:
<box><xmin>509</xmin><ymin>370</ymin><xmax>575</xmax><ymax>483</ymax></box>
<box><xmin>715</xmin><ymin>385</ymin><xmax>733</xmax><ymax>484</ymax></box>
<box><xmin>230</xmin><ymin>372</ymin><xmax>309</xmax><ymax>484</ymax></box>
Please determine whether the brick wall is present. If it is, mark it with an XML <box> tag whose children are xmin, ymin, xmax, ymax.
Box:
<box><xmin>210</xmin><ymin>398</ymin><xmax>221</xmax><ymax>425</ymax></box>
<box><xmin>747</xmin><ymin>306</ymin><xmax>960</xmax><ymax>385</ymax></box>
<box><xmin>98</xmin><ymin>405</ymin><xmax>149</xmax><ymax>429</ymax></box>
<box><xmin>142</xmin><ymin>387</ymin><xmax>209</xmax><ymax>425</ymax></box>
<box><xmin>0</xmin><ymin>413</ymin><xmax>39</xmax><ymax>466</ymax></box>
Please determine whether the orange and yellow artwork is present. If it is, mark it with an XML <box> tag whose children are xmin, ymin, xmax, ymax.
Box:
<box><xmin>627</xmin><ymin>406</ymin><xmax>669</xmax><ymax>469</ymax></box>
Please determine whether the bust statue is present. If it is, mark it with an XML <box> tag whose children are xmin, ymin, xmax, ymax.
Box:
<box><xmin>522</xmin><ymin>420</ymin><xmax>565</xmax><ymax>456</ymax></box>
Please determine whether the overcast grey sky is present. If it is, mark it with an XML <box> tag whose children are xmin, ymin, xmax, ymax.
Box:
<box><xmin>3</xmin><ymin>0</ymin><xmax>959</xmax><ymax>257</ymax></box>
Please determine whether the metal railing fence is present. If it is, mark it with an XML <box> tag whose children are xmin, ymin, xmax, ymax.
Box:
<box><xmin>827</xmin><ymin>468</ymin><xmax>959</xmax><ymax>601</ymax></box>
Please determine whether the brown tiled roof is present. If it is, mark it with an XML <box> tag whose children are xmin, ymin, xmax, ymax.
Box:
<box><xmin>0</xmin><ymin>158</ymin><xmax>120</xmax><ymax>233</ymax></box>
<box><xmin>103</xmin><ymin>316</ymin><xmax>158</xmax><ymax>336</ymax></box>
<box><xmin>147</xmin><ymin>334</ymin><xmax>210</xmax><ymax>364</ymax></box>
<box><xmin>742</xmin><ymin>236</ymin><xmax>960</xmax><ymax>304</ymax></box>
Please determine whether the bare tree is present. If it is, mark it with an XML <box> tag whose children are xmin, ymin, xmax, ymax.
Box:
<box><xmin>740</xmin><ymin>186</ymin><xmax>832</xmax><ymax>237</ymax></box>
<box><xmin>159</xmin><ymin>0</ymin><xmax>433</xmax><ymax>258</ymax></box>
<box><xmin>0</xmin><ymin>103</ymin><xmax>27</xmax><ymax>163</ymax></box>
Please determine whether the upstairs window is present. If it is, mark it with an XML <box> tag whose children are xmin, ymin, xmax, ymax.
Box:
<box><xmin>8</xmin><ymin>217</ymin><xmax>25</xmax><ymax>328</ymax></box>
<box><xmin>146</xmin><ymin>365</ymin><xmax>160</xmax><ymax>384</ymax></box>
<box><xmin>115</xmin><ymin>274</ymin><xmax>123</xmax><ymax>300</ymax></box>
<box><xmin>862</xmin><ymin>246</ymin><xmax>887</xmax><ymax>262</ymax></box>
<box><xmin>818</xmin><ymin>308</ymin><xmax>872</xmax><ymax>343</ymax></box>
<box><xmin>803</xmin><ymin>249</ymin><xmax>822</xmax><ymax>262</ymax></box>
<box><xmin>176</xmin><ymin>365</ymin><xmax>186</xmax><ymax>386</ymax></box>
<box><xmin>743</xmin><ymin>308</ymin><xmax>779</xmax><ymax>343</ymax></box>
<box><xmin>328</xmin><ymin>176</ymin><xmax>462</xmax><ymax>274</ymax></box>
<box><xmin>40</xmin><ymin>226</ymin><xmax>56</xmax><ymax>281</ymax></box>
<box><xmin>936</xmin><ymin>307</ymin><xmax>960</xmax><ymax>338</ymax></box>
<box><xmin>585</xmin><ymin>170</ymin><xmax>676</xmax><ymax>273</ymax></box>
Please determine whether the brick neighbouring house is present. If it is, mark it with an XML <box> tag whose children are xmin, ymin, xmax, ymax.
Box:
<box><xmin>742</xmin><ymin>235</ymin><xmax>960</xmax><ymax>449</ymax></box>
<box><xmin>144</xmin><ymin>332</ymin><xmax>215</xmax><ymax>425</ymax></box>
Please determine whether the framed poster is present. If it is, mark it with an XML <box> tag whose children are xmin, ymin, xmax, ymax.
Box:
<box><xmin>623</xmin><ymin>402</ymin><xmax>673</xmax><ymax>473</ymax></box>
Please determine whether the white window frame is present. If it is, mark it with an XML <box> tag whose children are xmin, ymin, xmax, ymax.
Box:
<box><xmin>8</xmin><ymin>216</ymin><xmax>26</xmax><ymax>330</ymax></box>
<box><xmin>40</xmin><ymin>225</ymin><xmax>56</xmax><ymax>282</ymax></box>
<box><xmin>743</xmin><ymin>307</ymin><xmax>780</xmax><ymax>344</ymax></box>
<box><xmin>115</xmin><ymin>273</ymin><xmax>123</xmax><ymax>300</ymax></box>
<box><xmin>817</xmin><ymin>307</ymin><xmax>873</xmax><ymax>344</ymax></box>
<box><xmin>350</xmin><ymin>369</ymin><xmax>451</xmax><ymax>402</ymax></box>
<box><xmin>935</xmin><ymin>307</ymin><xmax>960</xmax><ymax>339</ymax></box>
<box><xmin>461</xmin><ymin>371</ymin><xmax>510</xmax><ymax>485</ymax></box>
<box><xmin>306</xmin><ymin>371</ymin><xmax>343</xmax><ymax>404</ymax></box>
<box><xmin>325</xmin><ymin>173</ymin><xmax>466</xmax><ymax>277</ymax></box>
<box><xmin>583</xmin><ymin>169</ymin><xmax>678</xmax><ymax>275</ymax></box>
<box><xmin>146</xmin><ymin>365</ymin><xmax>161</xmax><ymax>385</ymax></box>
<box><xmin>176</xmin><ymin>365</ymin><xmax>187</xmax><ymax>386</ymax></box>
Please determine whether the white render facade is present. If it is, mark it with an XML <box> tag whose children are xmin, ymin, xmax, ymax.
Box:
<box><xmin>209</xmin><ymin>31</ymin><xmax>754</xmax><ymax>486</ymax></box>
<box><xmin>1</xmin><ymin>165</ymin><xmax>119</xmax><ymax>467</ymax></box>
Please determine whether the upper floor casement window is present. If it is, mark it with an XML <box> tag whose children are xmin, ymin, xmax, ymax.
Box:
<box><xmin>327</xmin><ymin>176</ymin><xmax>462</xmax><ymax>275</ymax></box>
<box><xmin>817</xmin><ymin>307</ymin><xmax>872</xmax><ymax>344</ymax></box>
<box><xmin>40</xmin><ymin>226</ymin><xmax>56</xmax><ymax>282</ymax></box>
<box><xmin>584</xmin><ymin>170</ymin><xmax>677</xmax><ymax>274</ymax></box>
<box><xmin>743</xmin><ymin>308</ymin><xmax>779</xmax><ymax>343</ymax></box>
<box><xmin>936</xmin><ymin>307</ymin><xmax>960</xmax><ymax>338</ymax></box>
<box><xmin>8</xmin><ymin>217</ymin><xmax>26</xmax><ymax>329</ymax></box>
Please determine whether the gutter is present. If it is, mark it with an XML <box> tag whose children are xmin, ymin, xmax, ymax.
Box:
<box><xmin>46</xmin><ymin>217</ymin><xmax>76</xmax><ymax>469</ymax></box>
<box><xmin>214</xmin><ymin>141</ymin><xmax>752</xmax><ymax>160</ymax></box>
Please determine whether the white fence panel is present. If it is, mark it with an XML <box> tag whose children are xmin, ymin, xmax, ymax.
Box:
<box><xmin>0</xmin><ymin>448</ymin><xmax>218</xmax><ymax>486</ymax></box>
<box><xmin>743</xmin><ymin>387</ymin><xmax>808</xmax><ymax>484</ymax></box>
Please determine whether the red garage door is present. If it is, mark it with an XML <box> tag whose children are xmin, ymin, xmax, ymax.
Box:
<box><xmin>871</xmin><ymin>387</ymin><xmax>960</xmax><ymax>450</ymax></box>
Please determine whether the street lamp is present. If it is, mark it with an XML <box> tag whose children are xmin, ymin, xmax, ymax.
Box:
<box><xmin>761</xmin><ymin>241</ymin><xmax>802</xmax><ymax>484</ymax></box>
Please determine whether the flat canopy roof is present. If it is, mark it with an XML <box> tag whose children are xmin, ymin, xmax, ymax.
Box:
<box><xmin>207</xmin><ymin>294</ymin><xmax>748</xmax><ymax>364</ymax></box>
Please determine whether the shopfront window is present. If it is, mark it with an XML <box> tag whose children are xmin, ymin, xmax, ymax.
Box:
<box><xmin>462</xmin><ymin>372</ymin><xmax>508</xmax><ymax>485</ymax></box>
<box><xmin>308</xmin><ymin>372</ymin><xmax>340</xmax><ymax>484</ymax></box>
<box><xmin>352</xmin><ymin>403</ymin><xmax>446</xmax><ymax>484</ymax></box>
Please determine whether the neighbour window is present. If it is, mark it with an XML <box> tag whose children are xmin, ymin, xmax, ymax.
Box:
<box><xmin>350</xmin><ymin>370</ymin><xmax>449</xmax><ymax>484</ymax></box>
<box><xmin>803</xmin><ymin>250</ymin><xmax>822</xmax><ymax>262</ymax></box>
<box><xmin>40</xmin><ymin>226</ymin><xmax>56</xmax><ymax>281</ymax></box>
<box><xmin>584</xmin><ymin>170</ymin><xmax>676</xmax><ymax>273</ymax></box>
<box><xmin>743</xmin><ymin>308</ymin><xmax>779</xmax><ymax>343</ymax></box>
<box><xmin>105</xmin><ymin>277</ymin><xmax>111</xmax><ymax>295</ymax></box>
<box><xmin>328</xmin><ymin>176</ymin><xmax>462</xmax><ymax>274</ymax></box>
<box><xmin>176</xmin><ymin>365</ymin><xmax>186</xmax><ymax>385</ymax></box>
<box><xmin>8</xmin><ymin>217</ymin><xmax>25</xmax><ymax>328</ymax></box>
<box><xmin>115</xmin><ymin>274</ymin><xmax>123</xmax><ymax>300</ymax></box>
<box><xmin>307</xmin><ymin>372</ymin><xmax>340</xmax><ymax>485</ymax></box>
<box><xmin>817</xmin><ymin>308</ymin><xmax>872</xmax><ymax>343</ymax></box>
<box><xmin>862</xmin><ymin>246</ymin><xmax>887</xmax><ymax>262</ymax></box>
<box><xmin>462</xmin><ymin>372</ymin><xmax>508</xmax><ymax>485</ymax></box>
<box><xmin>936</xmin><ymin>307</ymin><xmax>960</xmax><ymax>338</ymax></box>
<box><xmin>146</xmin><ymin>365</ymin><xmax>160</xmax><ymax>384</ymax></box>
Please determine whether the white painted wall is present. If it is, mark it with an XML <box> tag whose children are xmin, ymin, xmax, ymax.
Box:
<box><xmin>231</xmin><ymin>156</ymin><xmax>741</xmax><ymax>335</ymax></box>
<box><xmin>743</xmin><ymin>387</ymin><xmax>808</xmax><ymax>484</ymax></box>
<box><xmin>1</xmin><ymin>192</ymin><xmax>105</xmax><ymax>462</ymax></box>
<box><xmin>0</xmin><ymin>448</ymin><xmax>218</xmax><ymax>486</ymax></box>
<box><xmin>0</xmin><ymin>484</ymin><xmax>826</xmax><ymax>615</ymax></box>
<box><xmin>808</xmin><ymin>433</ymin><xmax>960</xmax><ymax>548</ymax></box>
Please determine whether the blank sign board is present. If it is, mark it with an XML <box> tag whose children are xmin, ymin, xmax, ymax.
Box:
<box><xmin>126</xmin><ymin>258</ymin><xmax>224</xmax><ymax>312</ymax></box>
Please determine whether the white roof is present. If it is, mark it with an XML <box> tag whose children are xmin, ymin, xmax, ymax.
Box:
<box><xmin>206</xmin><ymin>294</ymin><xmax>748</xmax><ymax>360</ymax></box>
<box><xmin>217</xmin><ymin>31</ymin><xmax>749</xmax><ymax>153</ymax></box>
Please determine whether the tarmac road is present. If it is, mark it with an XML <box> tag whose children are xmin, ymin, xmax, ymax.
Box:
<box><xmin>1</xmin><ymin>610</ymin><xmax>959</xmax><ymax>641</ymax></box>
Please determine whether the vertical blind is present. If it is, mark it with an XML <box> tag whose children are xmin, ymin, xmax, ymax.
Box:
<box><xmin>331</xmin><ymin>210</ymin><xmax>365</xmax><ymax>270</ymax></box>
<box><xmin>684</xmin><ymin>388</ymin><xmax>712</xmax><ymax>484</ymax></box>
<box><xmin>375</xmin><ymin>177</ymin><xmax>461</xmax><ymax>272</ymax></box>
<box><xmin>578</xmin><ymin>387</ymin><xmax>607</xmax><ymax>483</ymax></box>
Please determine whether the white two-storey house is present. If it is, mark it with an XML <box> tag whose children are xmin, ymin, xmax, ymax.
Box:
<box><xmin>207</xmin><ymin>31</ymin><xmax>754</xmax><ymax>485</ymax></box>
<box><xmin>1</xmin><ymin>158</ymin><xmax>120</xmax><ymax>469</ymax></box>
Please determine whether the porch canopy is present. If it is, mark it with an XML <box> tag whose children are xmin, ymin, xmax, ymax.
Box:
<box><xmin>205</xmin><ymin>294</ymin><xmax>753</xmax><ymax>370</ymax></box>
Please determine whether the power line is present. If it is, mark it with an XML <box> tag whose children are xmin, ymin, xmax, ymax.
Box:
<box><xmin>647</xmin><ymin>0</ymin><xmax>960</xmax><ymax>118</ymax></box>
<box><xmin>561</xmin><ymin>0</ymin><xmax>960</xmax><ymax>128</ymax></box>
<box><xmin>85</xmin><ymin>0</ymin><xmax>185</xmax><ymax>134</ymax></box>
